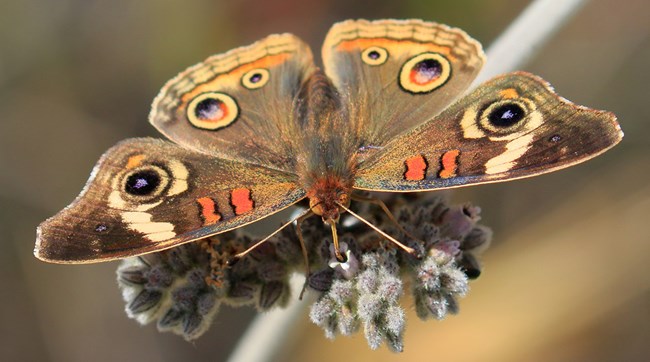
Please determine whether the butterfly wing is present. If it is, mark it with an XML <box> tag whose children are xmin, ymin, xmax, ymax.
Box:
<box><xmin>35</xmin><ymin>138</ymin><xmax>306</xmax><ymax>263</ymax></box>
<box><xmin>321</xmin><ymin>19</ymin><xmax>485</xmax><ymax>144</ymax></box>
<box><xmin>150</xmin><ymin>33</ymin><xmax>316</xmax><ymax>171</ymax></box>
<box><xmin>354</xmin><ymin>72</ymin><xmax>623</xmax><ymax>191</ymax></box>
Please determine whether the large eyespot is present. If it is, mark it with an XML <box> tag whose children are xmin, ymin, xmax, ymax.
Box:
<box><xmin>122</xmin><ymin>165</ymin><xmax>170</xmax><ymax>200</ymax></box>
<box><xmin>125</xmin><ymin>170</ymin><xmax>160</xmax><ymax>195</ymax></box>
<box><xmin>399</xmin><ymin>52</ymin><xmax>451</xmax><ymax>94</ymax></box>
<box><xmin>241</xmin><ymin>68</ymin><xmax>270</xmax><ymax>89</ymax></box>
<box><xmin>488</xmin><ymin>103</ymin><xmax>526</xmax><ymax>127</ymax></box>
<box><xmin>478</xmin><ymin>100</ymin><xmax>530</xmax><ymax>134</ymax></box>
<box><xmin>361</xmin><ymin>46</ymin><xmax>388</xmax><ymax>66</ymax></box>
<box><xmin>187</xmin><ymin>92</ymin><xmax>239</xmax><ymax>130</ymax></box>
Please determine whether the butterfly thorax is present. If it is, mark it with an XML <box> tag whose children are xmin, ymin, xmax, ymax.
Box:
<box><xmin>293</xmin><ymin>70</ymin><xmax>359</xmax><ymax>223</ymax></box>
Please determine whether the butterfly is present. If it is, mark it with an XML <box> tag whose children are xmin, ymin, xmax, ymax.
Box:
<box><xmin>35</xmin><ymin>19</ymin><xmax>622</xmax><ymax>265</ymax></box>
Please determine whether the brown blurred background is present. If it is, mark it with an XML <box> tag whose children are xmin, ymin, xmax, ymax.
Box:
<box><xmin>1</xmin><ymin>0</ymin><xmax>648</xmax><ymax>361</ymax></box>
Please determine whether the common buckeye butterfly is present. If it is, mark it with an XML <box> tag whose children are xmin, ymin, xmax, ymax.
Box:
<box><xmin>35</xmin><ymin>19</ymin><xmax>622</xmax><ymax>266</ymax></box>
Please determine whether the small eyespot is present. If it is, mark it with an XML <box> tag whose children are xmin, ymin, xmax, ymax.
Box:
<box><xmin>95</xmin><ymin>224</ymin><xmax>109</xmax><ymax>233</ymax></box>
<box><xmin>549</xmin><ymin>134</ymin><xmax>562</xmax><ymax>143</ymax></box>
<box><xmin>241</xmin><ymin>68</ymin><xmax>270</xmax><ymax>89</ymax></box>
<box><xmin>187</xmin><ymin>92</ymin><xmax>239</xmax><ymax>130</ymax></box>
<box><xmin>361</xmin><ymin>46</ymin><xmax>388</xmax><ymax>66</ymax></box>
<box><xmin>399</xmin><ymin>52</ymin><xmax>451</xmax><ymax>94</ymax></box>
<box><xmin>478</xmin><ymin>99</ymin><xmax>530</xmax><ymax>134</ymax></box>
<box><xmin>125</xmin><ymin>170</ymin><xmax>161</xmax><ymax>196</ymax></box>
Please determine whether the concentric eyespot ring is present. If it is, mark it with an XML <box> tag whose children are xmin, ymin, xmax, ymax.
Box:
<box><xmin>478</xmin><ymin>99</ymin><xmax>530</xmax><ymax>134</ymax></box>
<box><xmin>121</xmin><ymin>164</ymin><xmax>170</xmax><ymax>201</ymax></box>
<box><xmin>187</xmin><ymin>92</ymin><xmax>239</xmax><ymax>130</ymax></box>
<box><xmin>241</xmin><ymin>68</ymin><xmax>270</xmax><ymax>89</ymax></box>
<box><xmin>361</xmin><ymin>46</ymin><xmax>389</xmax><ymax>66</ymax></box>
<box><xmin>399</xmin><ymin>52</ymin><xmax>451</xmax><ymax>94</ymax></box>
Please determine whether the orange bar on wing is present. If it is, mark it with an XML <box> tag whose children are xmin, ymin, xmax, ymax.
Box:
<box><xmin>336</xmin><ymin>39</ymin><xmax>455</xmax><ymax>60</ymax></box>
<box><xmin>439</xmin><ymin>149</ymin><xmax>460</xmax><ymax>179</ymax></box>
<box><xmin>181</xmin><ymin>53</ymin><xmax>290</xmax><ymax>102</ymax></box>
<box><xmin>404</xmin><ymin>154</ymin><xmax>428</xmax><ymax>181</ymax></box>
<box><xmin>499</xmin><ymin>88</ymin><xmax>519</xmax><ymax>99</ymax></box>
<box><xmin>126</xmin><ymin>154</ymin><xmax>145</xmax><ymax>169</ymax></box>
<box><xmin>231</xmin><ymin>188</ymin><xmax>254</xmax><ymax>215</ymax></box>
<box><xmin>197</xmin><ymin>197</ymin><xmax>222</xmax><ymax>225</ymax></box>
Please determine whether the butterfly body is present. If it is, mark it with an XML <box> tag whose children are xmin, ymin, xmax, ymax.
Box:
<box><xmin>35</xmin><ymin>19</ymin><xmax>622</xmax><ymax>264</ymax></box>
<box><xmin>291</xmin><ymin>70</ymin><xmax>356</xmax><ymax>223</ymax></box>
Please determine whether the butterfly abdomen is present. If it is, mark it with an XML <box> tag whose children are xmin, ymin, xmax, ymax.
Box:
<box><xmin>292</xmin><ymin>69</ymin><xmax>360</xmax><ymax>195</ymax></box>
<box><xmin>295</xmin><ymin>68</ymin><xmax>340</xmax><ymax>122</ymax></box>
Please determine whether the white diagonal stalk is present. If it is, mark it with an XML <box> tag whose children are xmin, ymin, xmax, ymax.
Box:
<box><xmin>228</xmin><ymin>0</ymin><xmax>589</xmax><ymax>361</ymax></box>
<box><xmin>473</xmin><ymin>0</ymin><xmax>588</xmax><ymax>86</ymax></box>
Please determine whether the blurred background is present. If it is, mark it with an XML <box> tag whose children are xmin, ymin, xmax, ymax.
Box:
<box><xmin>1</xmin><ymin>0</ymin><xmax>647</xmax><ymax>361</ymax></box>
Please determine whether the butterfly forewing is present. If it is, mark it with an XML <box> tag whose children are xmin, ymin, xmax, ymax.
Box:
<box><xmin>149</xmin><ymin>33</ymin><xmax>316</xmax><ymax>172</ymax></box>
<box><xmin>35</xmin><ymin>138</ymin><xmax>305</xmax><ymax>263</ymax></box>
<box><xmin>322</xmin><ymin>19</ymin><xmax>485</xmax><ymax>144</ymax></box>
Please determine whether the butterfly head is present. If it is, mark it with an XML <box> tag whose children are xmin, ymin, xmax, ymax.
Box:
<box><xmin>309</xmin><ymin>191</ymin><xmax>350</xmax><ymax>224</ymax></box>
<box><xmin>307</xmin><ymin>177</ymin><xmax>351</xmax><ymax>224</ymax></box>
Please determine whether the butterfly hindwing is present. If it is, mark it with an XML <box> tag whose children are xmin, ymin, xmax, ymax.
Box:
<box><xmin>322</xmin><ymin>19</ymin><xmax>485</xmax><ymax>144</ymax></box>
<box><xmin>149</xmin><ymin>33</ymin><xmax>316</xmax><ymax>171</ymax></box>
<box><xmin>35</xmin><ymin>138</ymin><xmax>305</xmax><ymax>263</ymax></box>
<box><xmin>354</xmin><ymin>72</ymin><xmax>623</xmax><ymax>191</ymax></box>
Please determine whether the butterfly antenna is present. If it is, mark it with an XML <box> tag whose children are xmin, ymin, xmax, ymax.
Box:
<box><xmin>336</xmin><ymin>202</ymin><xmax>421</xmax><ymax>258</ymax></box>
<box><xmin>227</xmin><ymin>208</ymin><xmax>313</xmax><ymax>266</ymax></box>
<box><xmin>350</xmin><ymin>193</ymin><xmax>424</xmax><ymax>243</ymax></box>
<box><xmin>294</xmin><ymin>212</ymin><xmax>314</xmax><ymax>300</ymax></box>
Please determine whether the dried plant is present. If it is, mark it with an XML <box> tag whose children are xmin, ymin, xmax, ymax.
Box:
<box><xmin>118</xmin><ymin>193</ymin><xmax>491</xmax><ymax>350</ymax></box>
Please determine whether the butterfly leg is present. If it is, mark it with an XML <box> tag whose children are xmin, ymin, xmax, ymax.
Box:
<box><xmin>350</xmin><ymin>193</ymin><xmax>423</xmax><ymax>245</ymax></box>
<box><xmin>227</xmin><ymin>209</ymin><xmax>312</xmax><ymax>266</ymax></box>
<box><xmin>295</xmin><ymin>211</ymin><xmax>314</xmax><ymax>299</ymax></box>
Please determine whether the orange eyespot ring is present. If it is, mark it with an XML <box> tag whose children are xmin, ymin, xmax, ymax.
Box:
<box><xmin>399</xmin><ymin>52</ymin><xmax>451</xmax><ymax>94</ymax></box>
<box><xmin>241</xmin><ymin>68</ymin><xmax>270</xmax><ymax>89</ymax></box>
<box><xmin>361</xmin><ymin>46</ymin><xmax>388</xmax><ymax>66</ymax></box>
<box><xmin>187</xmin><ymin>92</ymin><xmax>239</xmax><ymax>130</ymax></box>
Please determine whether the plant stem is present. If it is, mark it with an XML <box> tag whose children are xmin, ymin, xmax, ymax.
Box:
<box><xmin>473</xmin><ymin>0</ymin><xmax>588</xmax><ymax>86</ymax></box>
